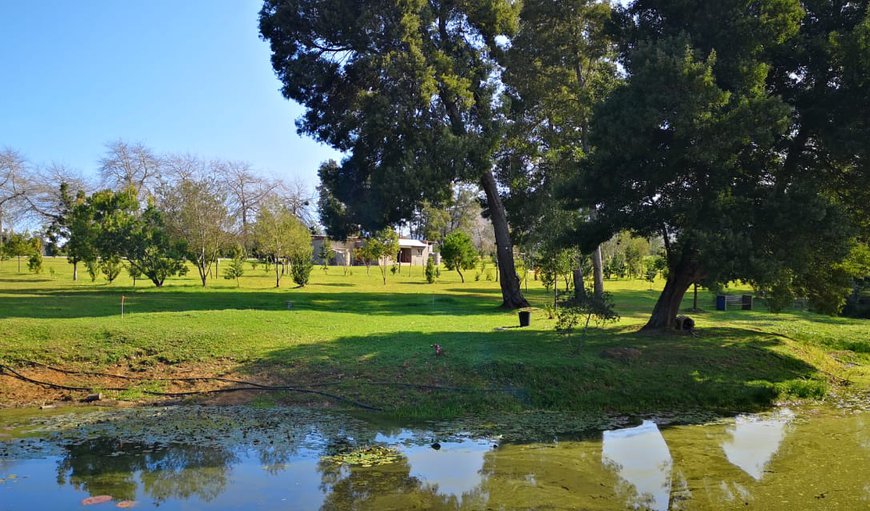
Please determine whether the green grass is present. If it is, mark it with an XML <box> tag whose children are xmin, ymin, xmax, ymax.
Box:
<box><xmin>1</xmin><ymin>256</ymin><xmax>868</xmax><ymax>417</ymax></box>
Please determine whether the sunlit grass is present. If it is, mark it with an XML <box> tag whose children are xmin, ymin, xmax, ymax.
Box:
<box><xmin>0</xmin><ymin>256</ymin><xmax>867</xmax><ymax>416</ymax></box>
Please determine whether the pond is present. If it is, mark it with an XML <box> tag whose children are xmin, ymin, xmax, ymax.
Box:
<box><xmin>0</xmin><ymin>405</ymin><xmax>867</xmax><ymax>510</ymax></box>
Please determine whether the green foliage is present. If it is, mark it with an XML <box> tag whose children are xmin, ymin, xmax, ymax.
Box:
<box><xmin>27</xmin><ymin>252</ymin><xmax>43</xmax><ymax>274</ymax></box>
<box><xmin>260</xmin><ymin>0</ymin><xmax>530</xmax><ymax>308</ymax></box>
<box><xmin>555</xmin><ymin>289</ymin><xmax>620</xmax><ymax>351</ymax></box>
<box><xmin>440</xmin><ymin>231</ymin><xmax>478</xmax><ymax>283</ymax></box>
<box><xmin>160</xmin><ymin>177</ymin><xmax>229</xmax><ymax>287</ymax></box>
<box><xmin>643</xmin><ymin>255</ymin><xmax>667</xmax><ymax>288</ymax></box>
<box><xmin>498</xmin><ymin>0</ymin><xmax>617</xmax><ymax>248</ymax></box>
<box><xmin>568</xmin><ymin>0</ymin><xmax>865</xmax><ymax>329</ymax></box>
<box><xmin>100</xmin><ymin>256</ymin><xmax>122</xmax><ymax>283</ymax></box>
<box><xmin>261</xmin><ymin>0</ymin><xmax>520</xmax><ymax>229</ymax></box>
<box><xmin>365</xmin><ymin>228</ymin><xmax>400</xmax><ymax>285</ymax></box>
<box><xmin>536</xmin><ymin>248</ymin><xmax>575</xmax><ymax>293</ymax></box>
<box><xmin>4</xmin><ymin>233</ymin><xmax>35</xmax><ymax>272</ymax></box>
<box><xmin>121</xmin><ymin>200</ymin><xmax>189</xmax><ymax>288</ymax></box>
<box><xmin>319</xmin><ymin>242</ymin><xmax>335</xmax><ymax>273</ymax></box>
<box><xmin>65</xmin><ymin>189</ymin><xmax>98</xmax><ymax>276</ymax></box>
<box><xmin>67</xmin><ymin>188</ymin><xmax>187</xmax><ymax>288</ymax></box>
<box><xmin>127</xmin><ymin>261</ymin><xmax>142</xmax><ymax>286</ymax></box>
<box><xmin>223</xmin><ymin>250</ymin><xmax>246</xmax><ymax>288</ymax></box>
<box><xmin>425</xmin><ymin>257</ymin><xmax>437</xmax><ymax>284</ymax></box>
<box><xmin>253</xmin><ymin>197</ymin><xmax>312</xmax><ymax>288</ymax></box>
<box><xmin>86</xmin><ymin>259</ymin><xmax>100</xmax><ymax>282</ymax></box>
<box><xmin>290</xmin><ymin>247</ymin><xmax>314</xmax><ymax>287</ymax></box>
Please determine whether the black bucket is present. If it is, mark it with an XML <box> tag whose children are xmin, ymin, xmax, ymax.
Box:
<box><xmin>518</xmin><ymin>310</ymin><xmax>531</xmax><ymax>327</ymax></box>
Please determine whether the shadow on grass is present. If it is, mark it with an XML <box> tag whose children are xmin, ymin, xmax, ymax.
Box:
<box><xmin>240</xmin><ymin>326</ymin><xmax>823</xmax><ymax>416</ymax></box>
<box><xmin>0</xmin><ymin>288</ymin><xmax>509</xmax><ymax>319</ymax></box>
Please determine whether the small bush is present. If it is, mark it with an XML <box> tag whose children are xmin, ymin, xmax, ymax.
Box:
<box><xmin>27</xmin><ymin>252</ymin><xmax>43</xmax><ymax>274</ymax></box>
<box><xmin>224</xmin><ymin>255</ymin><xmax>246</xmax><ymax>287</ymax></box>
<box><xmin>100</xmin><ymin>257</ymin><xmax>122</xmax><ymax>283</ymax></box>
<box><xmin>555</xmin><ymin>288</ymin><xmax>620</xmax><ymax>348</ymax></box>
<box><xmin>86</xmin><ymin>260</ymin><xmax>101</xmax><ymax>282</ymax></box>
<box><xmin>425</xmin><ymin>257</ymin><xmax>437</xmax><ymax>284</ymax></box>
<box><xmin>290</xmin><ymin>252</ymin><xmax>313</xmax><ymax>287</ymax></box>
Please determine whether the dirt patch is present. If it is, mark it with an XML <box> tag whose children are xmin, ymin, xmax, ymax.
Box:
<box><xmin>0</xmin><ymin>360</ymin><xmax>260</xmax><ymax>408</ymax></box>
<box><xmin>0</xmin><ymin>361</ymin><xmax>357</xmax><ymax>409</ymax></box>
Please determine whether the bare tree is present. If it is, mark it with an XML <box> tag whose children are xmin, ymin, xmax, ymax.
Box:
<box><xmin>274</xmin><ymin>178</ymin><xmax>315</xmax><ymax>226</ymax></box>
<box><xmin>160</xmin><ymin>153</ymin><xmax>206</xmax><ymax>186</ymax></box>
<box><xmin>215</xmin><ymin>160</ymin><xmax>274</xmax><ymax>251</ymax></box>
<box><xmin>0</xmin><ymin>149</ymin><xmax>31</xmax><ymax>245</ymax></box>
<box><xmin>99</xmin><ymin>140</ymin><xmax>161</xmax><ymax>197</ymax></box>
<box><xmin>23</xmin><ymin>162</ymin><xmax>91</xmax><ymax>223</ymax></box>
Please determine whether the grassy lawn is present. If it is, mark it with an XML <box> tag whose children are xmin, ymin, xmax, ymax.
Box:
<box><xmin>1</xmin><ymin>256</ymin><xmax>868</xmax><ymax>417</ymax></box>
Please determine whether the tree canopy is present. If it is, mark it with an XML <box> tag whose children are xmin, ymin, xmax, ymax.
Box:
<box><xmin>259</xmin><ymin>0</ymin><xmax>530</xmax><ymax>308</ymax></box>
<box><xmin>568</xmin><ymin>0</ymin><xmax>868</xmax><ymax>330</ymax></box>
<box><xmin>441</xmin><ymin>230</ymin><xmax>479</xmax><ymax>283</ymax></box>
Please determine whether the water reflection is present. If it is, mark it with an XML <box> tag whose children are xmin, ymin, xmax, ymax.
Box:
<box><xmin>56</xmin><ymin>438</ymin><xmax>235</xmax><ymax>504</ymax></box>
<box><xmin>721</xmin><ymin>408</ymin><xmax>793</xmax><ymax>480</ymax></box>
<box><xmin>1</xmin><ymin>407</ymin><xmax>869</xmax><ymax>510</ymax></box>
<box><xmin>602</xmin><ymin>420</ymin><xmax>672</xmax><ymax>511</ymax></box>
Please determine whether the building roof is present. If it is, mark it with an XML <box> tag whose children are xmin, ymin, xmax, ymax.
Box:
<box><xmin>399</xmin><ymin>239</ymin><xmax>429</xmax><ymax>248</ymax></box>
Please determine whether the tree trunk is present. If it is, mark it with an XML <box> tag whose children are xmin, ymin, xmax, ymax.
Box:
<box><xmin>73</xmin><ymin>260</ymin><xmax>78</xmax><ymax>281</ymax></box>
<box><xmin>480</xmin><ymin>170</ymin><xmax>529</xmax><ymax>309</ymax></box>
<box><xmin>457</xmin><ymin>268</ymin><xmax>464</xmax><ymax>283</ymax></box>
<box><xmin>275</xmin><ymin>259</ymin><xmax>280</xmax><ymax>288</ymax></box>
<box><xmin>692</xmin><ymin>283</ymin><xmax>699</xmax><ymax>311</ymax></box>
<box><xmin>641</xmin><ymin>256</ymin><xmax>699</xmax><ymax>331</ymax></box>
<box><xmin>573</xmin><ymin>268</ymin><xmax>585</xmax><ymax>301</ymax></box>
<box><xmin>592</xmin><ymin>245</ymin><xmax>604</xmax><ymax>296</ymax></box>
<box><xmin>199</xmin><ymin>249</ymin><xmax>208</xmax><ymax>287</ymax></box>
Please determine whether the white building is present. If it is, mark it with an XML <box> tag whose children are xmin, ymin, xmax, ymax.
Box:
<box><xmin>312</xmin><ymin>235</ymin><xmax>439</xmax><ymax>266</ymax></box>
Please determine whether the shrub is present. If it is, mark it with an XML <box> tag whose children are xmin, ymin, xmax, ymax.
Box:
<box><xmin>555</xmin><ymin>288</ymin><xmax>620</xmax><ymax>348</ymax></box>
<box><xmin>290</xmin><ymin>251</ymin><xmax>314</xmax><ymax>287</ymax></box>
<box><xmin>86</xmin><ymin>260</ymin><xmax>100</xmax><ymax>282</ymax></box>
<box><xmin>425</xmin><ymin>257</ymin><xmax>437</xmax><ymax>284</ymax></box>
<box><xmin>27</xmin><ymin>252</ymin><xmax>43</xmax><ymax>274</ymax></box>
<box><xmin>224</xmin><ymin>254</ymin><xmax>246</xmax><ymax>287</ymax></box>
<box><xmin>100</xmin><ymin>257</ymin><xmax>122</xmax><ymax>283</ymax></box>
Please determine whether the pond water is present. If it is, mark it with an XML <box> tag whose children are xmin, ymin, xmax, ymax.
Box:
<box><xmin>0</xmin><ymin>406</ymin><xmax>867</xmax><ymax>510</ymax></box>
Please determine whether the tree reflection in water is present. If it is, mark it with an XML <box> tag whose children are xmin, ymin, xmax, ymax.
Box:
<box><xmin>317</xmin><ymin>450</ymin><xmax>487</xmax><ymax>510</ymax></box>
<box><xmin>56</xmin><ymin>438</ymin><xmax>236</xmax><ymax>504</ymax></box>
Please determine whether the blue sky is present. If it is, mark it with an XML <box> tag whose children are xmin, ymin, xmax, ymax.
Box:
<box><xmin>0</xmin><ymin>0</ymin><xmax>341</xmax><ymax>189</ymax></box>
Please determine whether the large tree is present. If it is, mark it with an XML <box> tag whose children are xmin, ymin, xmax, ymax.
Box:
<box><xmin>216</xmin><ymin>160</ymin><xmax>275</xmax><ymax>252</ymax></box>
<box><xmin>71</xmin><ymin>188</ymin><xmax>187</xmax><ymax>287</ymax></box>
<box><xmin>499</xmin><ymin>0</ymin><xmax>618</xmax><ymax>297</ymax></box>
<box><xmin>259</xmin><ymin>0</ymin><xmax>530</xmax><ymax>308</ymax></box>
<box><xmin>571</xmin><ymin>0</ymin><xmax>867</xmax><ymax>330</ymax></box>
<box><xmin>160</xmin><ymin>175</ymin><xmax>230</xmax><ymax>287</ymax></box>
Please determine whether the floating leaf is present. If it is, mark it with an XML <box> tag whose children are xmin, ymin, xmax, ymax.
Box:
<box><xmin>81</xmin><ymin>495</ymin><xmax>113</xmax><ymax>505</ymax></box>
<box><xmin>321</xmin><ymin>445</ymin><xmax>402</xmax><ymax>467</ymax></box>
